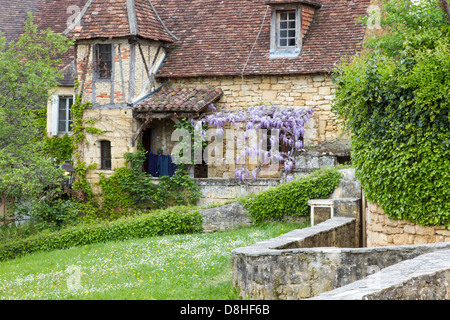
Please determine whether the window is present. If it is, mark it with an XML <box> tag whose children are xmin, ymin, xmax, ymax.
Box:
<box><xmin>269</xmin><ymin>6</ymin><xmax>302</xmax><ymax>58</ymax></box>
<box><xmin>94</xmin><ymin>44</ymin><xmax>113</xmax><ymax>79</ymax></box>
<box><xmin>100</xmin><ymin>141</ymin><xmax>112</xmax><ymax>170</ymax></box>
<box><xmin>58</xmin><ymin>96</ymin><xmax>73</xmax><ymax>133</ymax></box>
<box><xmin>277</xmin><ymin>11</ymin><xmax>296</xmax><ymax>48</ymax></box>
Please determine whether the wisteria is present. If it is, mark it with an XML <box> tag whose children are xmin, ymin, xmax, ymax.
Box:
<box><xmin>202</xmin><ymin>105</ymin><xmax>314</xmax><ymax>181</ymax></box>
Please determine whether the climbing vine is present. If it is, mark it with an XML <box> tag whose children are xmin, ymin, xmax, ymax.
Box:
<box><xmin>96</xmin><ymin>149</ymin><xmax>201</xmax><ymax>221</ymax></box>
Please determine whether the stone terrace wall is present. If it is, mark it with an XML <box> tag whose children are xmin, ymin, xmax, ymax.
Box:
<box><xmin>200</xmin><ymin>202</ymin><xmax>252</xmax><ymax>233</ymax></box>
<box><xmin>195</xmin><ymin>178</ymin><xmax>280</xmax><ymax>207</ymax></box>
<box><xmin>232</xmin><ymin>217</ymin><xmax>357</xmax><ymax>300</ymax></box>
<box><xmin>232</xmin><ymin>217</ymin><xmax>450</xmax><ymax>300</ymax></box>
<box><xmin>366</xmin><ymin>202</ymin><xmax>450</xmax><ymax>247</ymax></box>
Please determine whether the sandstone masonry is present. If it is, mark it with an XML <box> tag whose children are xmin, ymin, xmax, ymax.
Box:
<box><xmin>366</xmin><ymin>202</ymin><xmax>450</xmax><ymax>247</ymax></box>
<box><xmin>165</xmin><ymin>73</ymin><xmax>349</xmax><ymax>147</ymax></box>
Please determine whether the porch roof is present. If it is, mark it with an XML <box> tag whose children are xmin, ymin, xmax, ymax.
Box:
<box><xmin>133</xmin><ymin>87</ymin><xmax>223</xmax><ymax>118</ymax></box>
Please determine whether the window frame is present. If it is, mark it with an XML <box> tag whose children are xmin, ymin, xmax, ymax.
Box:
<box><xmin>57</xmin><ymin>96</ymin><xmax>74</xmax><ymax>134</ymax></box>
<box><xmin>269</xmin><ymin>5</ymin><xmax>302</xmax><ymax>58</ymax></box>
<box><xmin>94</xmin><ymin>43</ymin><xmax>114</xmax><ymax>81</ymax></box>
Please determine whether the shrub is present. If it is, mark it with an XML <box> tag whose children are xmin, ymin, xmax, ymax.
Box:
<box><xmin>24</xmin><ymin>198</ymin><xmax>81</xmax><ymax>231</ymax></box>
<box><xmin>0</xmin><ymin>206</ymin><xmax>203</xmax><ymax>262</ymax></box>
<box><xmin>333</xmin><ymin>0</ymin><xmax>450</xmax><ymax>226</ymax></box>
<box><xmin>96</xmin><ymin>151</ymin><xmax>202</xmax><ymax>220</ymax></box>
<box><xmin>240</xmin><ymin>168</ymin><xmax>343</xmax><ymax>224</ymax></box>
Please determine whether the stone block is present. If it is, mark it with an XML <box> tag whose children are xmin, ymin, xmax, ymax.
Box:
<box><xmin>318</xmin><ymin>86</ymin><xmax>331</xmax><ymax>95</ymax></box>
<box><xmin>415</xmin><ymin>225</ymin><xmax>436</xmax><ymax>236</ymax></box>
<box><xmin>262</xmin><ymin>90</ymin><xmax>278</xmax><ymax>101</ymax></box>
<box><xmin>404</xmin><ymin>225</ymin><xmax>416</xmax><ymax>234</ymax></box>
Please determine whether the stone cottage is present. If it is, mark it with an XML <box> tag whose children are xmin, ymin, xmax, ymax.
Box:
<box><xmin>1</xmin><ymin>0</ymin><xmax>374</xmax><ymax>192</ymax></box>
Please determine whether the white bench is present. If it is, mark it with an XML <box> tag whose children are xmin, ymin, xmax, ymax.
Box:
<box><xmin>308</xmin><ymin>199</ymin><xmax>335</xmax><ymax>226</ymax></box>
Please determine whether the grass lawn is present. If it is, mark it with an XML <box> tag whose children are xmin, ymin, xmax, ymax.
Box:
<box><xmin>0</xmin><ymin>220</ymin><xmax>308</xmax><ymax>300</ymax></box>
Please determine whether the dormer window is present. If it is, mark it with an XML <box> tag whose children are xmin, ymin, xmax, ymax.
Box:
<box><xmin>278</xmin><ymin>11</ymin><xmax>297</xmax><ymax>48</ymax></box>
<box><xmin>269</xmin><ymin>5</ymin><xmax>302</xmax><ymax>58</ymax></box>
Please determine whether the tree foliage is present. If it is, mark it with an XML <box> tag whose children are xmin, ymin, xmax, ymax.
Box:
<box><xmin>0</xmin><ymin>13</ymin><xmax>73</xmax><ymax>209</ymax></box>
<box><xmin>333</xmin><ymin>0</ymin><xmax>450</xmax><ymax>226</ymax></box>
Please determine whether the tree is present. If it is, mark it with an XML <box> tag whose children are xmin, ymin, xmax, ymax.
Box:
<box><xmin>0</xmin><ymin>13</ymin><xmax>73</xmax><ymax>215</ymax></box>
<box><xmin>332</xmin><ymin>0</ymin><xmax>450</xmax><ymax>226</ymax></box>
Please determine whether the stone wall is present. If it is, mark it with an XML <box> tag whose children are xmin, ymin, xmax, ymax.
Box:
<box><xmin>195</xmin><ymin>178</ymin><xmax>280</xmax><ymax>207</ymax></box>
<box><xmin>199</xmin><ymin>202</ymin><xmax>252</xmax><ymax>233</ymax></box>
<box><xmin>366</xmin><ymin>202</ymin><xmax>450</xmax><ymax>247</ymax></box>
<box><xmin>310</xmin><ymin>246</ymin><xmax>450</xmax><ymax>300</ymax></box>
<box><xmin>164</xmin><ymin>73</ymin><xmax>350</xmax><ymax>147</ymax></box>
<box><xmin>232</xmin><ymin>217</ymin><xmax>358</xmax><ymax>300</ymax></box>
<box><xmin>232</xmin><ymin>217</ymin><xmax>450</xmax><ymax>300</ymax></box>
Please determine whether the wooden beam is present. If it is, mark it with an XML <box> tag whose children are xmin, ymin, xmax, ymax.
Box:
<box><xmin>134</xmin><ymin>112</ymin><xmax>199</xmax><ymax>119</ymax></box>
<box><xmin>131</xmin><ymin>113</ymin><xmax>153</xmax><ymax>146</ymax></box>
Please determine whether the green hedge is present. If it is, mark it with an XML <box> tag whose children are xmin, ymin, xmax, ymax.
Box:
<box><xmin>0</xmin><ymin>206</ymin><xmax>203</xmax><ymax>262</ymax></box>
<box><xmin>240</xmin><ymin>168</ymin><xmax>343</xmax><ymax>223</ymax></box>
<box><xmin>332</xmin><ymin>0</ymin><xmax>450</xmax><ymax>226</ymax></box>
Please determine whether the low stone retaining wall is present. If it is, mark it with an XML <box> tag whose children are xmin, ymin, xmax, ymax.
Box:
<box><xmin>232</xmin><ymin>217</ymin><xmax>357</xmax><ymax>299</ymax></box>
<box><xmin>366</xmin><ymin>202</ymin><xmax>450</xmax><ymax>247</ymax></box>
<box><xmin>199</xmin><ymin>202</ymin><xmax>251</xmax><ymax>233</ymax></box>
<box><xmin>231</xmin><ymin>217</ymin><xmax>450</xmax><ymax>300</ymax></box>
<box><xmin>195</xmin><ymin>178</ymin><xmax>280</xmax><ymax>207</ymax></box>
<box><xmin>310</xmin><ymin>246</ymin><xmax>450</xmax><ymax>300</ymax></box>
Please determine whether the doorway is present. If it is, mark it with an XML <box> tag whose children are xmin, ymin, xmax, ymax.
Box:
<box><xmin>142</xmin><ymin>128</ymin><xmax>152</xmax><ymax>173</ymax></box>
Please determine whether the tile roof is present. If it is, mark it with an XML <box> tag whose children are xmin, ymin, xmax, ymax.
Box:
<box><xmin>152</xmin><ymin>0</ymin><xmax>371</xmax><ymax>78</ymax></box>
<box><xmin>65</xmin><ymin>0</ymin><xmax>175</xmax><ymax>42</ymax></box>
<box><xmin>0</xmin><ymin>0</ymin><xmax>87</xmax><ymax>86</ymax></box>
<box><xmin>1</xmin><ymin>0</ymin><xmax>371</xmax><ymax>83</ymax></box>
<box><xmin>264</xmin><ymin>0</ymin><xmax>322</xmax><ymax>8</ymax></box>
<box><xmin>134</xmin><ymin>87</ymin><xmax>223</xmax><ymax>114</ymax></box>
<box><xmin>0</xmin><ymin>0</ymin><xmax>45</xmax><ymax>44</ymax></box>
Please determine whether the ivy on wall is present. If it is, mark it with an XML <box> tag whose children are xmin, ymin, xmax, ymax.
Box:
<box><xmin>332</xmin><ymin>0</ymin><xmax>450</xmax><ymax>227</ymax></box>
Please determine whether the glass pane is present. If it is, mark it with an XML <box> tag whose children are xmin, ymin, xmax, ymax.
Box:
<box><xmin>68</xmin><ymin>121</ymin><xmax>73</xmax><ymax>132</ymax></box>
<box><xmin>59</xmin><ymin>108</ymin><xmax>66</xmax><ymax>120</ymax></box>
<box><xmin>59</xmin><ymin>98</ymin><xmax>66</xmax><ymax>111</ymax></box>
<box><xmin>280</xmin><ymin>39</ymin><xmax>287</xmax><ymax>47</ymax></box>
<box><xmin>289</xmin><ymin>12</ymin><xmax>296</xmax><ymax>20</ymax></box>
<box><xmin>289</xmin><ymin>21</ymin><xmax>296</xmax><ymax>29</ymax></box>
<box><xmin>280</xmin><ymin>12</ymin><xmax>287</xmax><ymax>20</ymax></box>
<box><xmin>280</xmin><ymin>22</ymin><xmax>287</xmax><ymax>29</ymax></box>
<box><xmin>288</xmin><ymin>38</ymin><xmax>296</xmax><ymax>46</ymax></box>
<box><xmin>289</xmin><ymin>30</ymin><xmax>296</xmax><ymax>38</ymax></box>
<box><xmin>280</xmin><ymin>30</ymin><xmax>287</xmax><ymax>38</ymax></box>
<box><xmin>59</xmin><ymin>121</ymin><xmax>66</xmax><ymax>133</ymax></box>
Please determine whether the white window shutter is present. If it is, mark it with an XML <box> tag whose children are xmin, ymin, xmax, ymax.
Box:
<box><xmin>51</xmin><ymin>95</ymin><xmax>59</xmax><ymax>136</ymax></box>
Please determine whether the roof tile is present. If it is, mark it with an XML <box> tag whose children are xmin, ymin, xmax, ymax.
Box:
<box><xmin>134</xmin><ymin>87</ymin><xmax>223</xmax><ymax>113</ymax></box>
<box><xmin>152</xmin><ymin>0</ymin><xmax>370</xmax><ymax>77</ymax></box>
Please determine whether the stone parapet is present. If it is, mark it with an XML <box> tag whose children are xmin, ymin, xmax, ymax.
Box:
<box><xmin>310</xmin><ymin>246</ymin><xmax>450</xmax><ymax>300</ymax></box>
<box><xmin>231</xmin><ymin>217</ymin><xmax>358</xmax><ymax>299</ymax></box>
<box><xmin>232</xmin><ymin>216</ymin><xmax>450</xmax><ymax>300</ymax></box>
